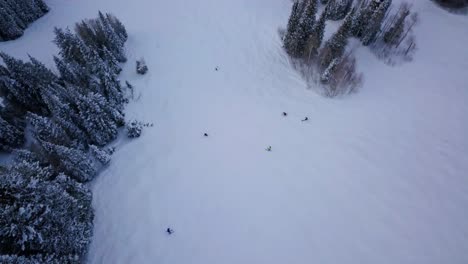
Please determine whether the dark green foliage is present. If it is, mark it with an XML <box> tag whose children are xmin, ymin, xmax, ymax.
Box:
<box><xmin>295</xmin><ymin>0</ymin><xmax>319</xmax><ymax>57</ymax></box>
<box><xmin>76</xmin><ymin>92</ymin><xmax>119</xmax><ymax>146</ymax></box>
<box><xmin>284</xmin><ymin>0</ymin><xmax>319</xmax><ymax>58</ymax></box>
<box><xmin>0</xmin><ymin>161</ymin><xmax>93</xmax><ymax>259</ymax></box>
<box><xmin>40</xmin><ymin>141</ymin><xmax>97</xmax><ymax>183</ymax></box>
<box><xmin>27</xmin><ymin>112</ymin><xmax>71</xmax><ymax>146</ymax></box>
<box><xmin>0</xmin><ymin>254</ymin><xmax>79</xmax><ymax>264</ymax></box>
<box><xmin>362</xmin><ymin>0</ymin><xmax>392</xmax><ymax>45</ymax></box>
<box><xmin>126</xmin><ymin>120</ymin><xmax>143</xmax><ymax>138</ymax></box>
<box><xmin>0</xmin><ymin>0</ymin><xmax>49</xmax><ymax>41</ymax></box>
<box><xmin>325</xmin><ymin>0</ymin><xmax>353</xmax><ymax>21</ymax></box>
<box><xmin>303</xmin><ymin>11</ymin><xmax>327</xmax><ymax>61</ymax></box>
<box><xmin>0</xmin><ymin>114</ymin><xmax>24</xmax><ymax>151</ymax></box>
<box><xmin>318</xmin><ymin>9</ymin><xmax>354</xmax><ymax>71</ymax></box>
<box><xmin>351</xmin><ymin>0</ymin><xmax>381</xmax><ymax>39</ymax></box>
<box><xmin>1</xmin><ymin>12</ymin><xmax>128</xmax><ymax>262</ymax></box>
<box><xmin>284</xmin><ymin>1</ymin><xmax>302</xmax><ymax>56</ymax></box>
<box><xmin>0</xmin><ymin>53</ymin><xmax>57</xmax><ymax>114</ymax></box>
<box><xmin>75</xmin><ymin>12</ymin><xmax>127</xmax><ymax>63</ymax></box>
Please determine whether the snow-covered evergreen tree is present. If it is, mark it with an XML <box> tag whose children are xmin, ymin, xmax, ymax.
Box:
<box><xmin>0</xmin><ymin>0</ymin><xmax>49</xmax><ymax>41</ymax></box>
<box><xmin>293</xmin><ymin>0</ymin><xmax>318</xmax><ymax>57</ymax></box>
<box><xmin>90</xmin><ymin>145</ymin><xmax>111</xmax><ymax>165</ymax></box>
<box><xmin>76</xmin><ymin>92</ymin><xmax>119</xmax><ymax>146</ymax></box>
<box><xmin>318</xmin><ymin>9</ymin><xmax>354</xmax><ymax>71</ymax></box>
<box><xmin>303</xmin><ymin>11</ymin><xmax>327</xmax><ymax>61</ymax></box>
<box><xmin>106</xmin><ymin>13</ymin><xmax>128</xmax><ymax>43</ymax></box>
<box><xmin>0</xmin><ymin>254</ymin><xmax>79</xmax><ymax>264</ymax></box>
<box><xmin>40</xmin><ymin>141</ymin><xmax>97</xmax><ymax>182</ymax></box>
<box><xmin>0</xmin><ymin>114</ymin><xmax>24</xmax><ymax>151</ymax></box>
<box><xmin>54</xmin><ymin>28</ymin><xmax>90</xmax><ymax>67</ymax></box>
<box><xmin>41</xmin><ymin>89</ymin><xmax>87</xmax><ymax>143</ymax></box>
<box><xmin>284</xmin><ymin>1</ymin><xmax>302</xmax><ymax>55</ymax></box>
<box><xmin>325</xmin><ymin>0</ymin><xmax>354</xmax><ymax>21</ymax></box>
<box><xmin>0</xmin><ymin>4</ymin><xmax>23</xmax><ymax>41</ymax></box>
<box><xmin>320</xmin><ymin>58</ymin><xmax>339</xmax><ymax>84</ymax></box>
<box><xmin>0</xmin><ymin>161</ymin><xmax>92</xmax><ymax>258</ymax></box>
<box><xmin>126</xmin><ymin>120</ymin><xmax>143</xmax><ymax>138</ymax></box>
<box><xmin>362</xmin><ymin>0</ymin><xmax>392</xmax><ymax>46</ymax></box>
<box><xmin>0</xmin><ymin>53</ymin><xmax>57</xmax><ymax>114</ymax></box>
<box><xmin>351</xmin><ymin>0</ymin><xmax>382</xmax><ymax>39</ymax></box>
<box><xmin>26</xmin><ymin>112</ymin><xmax>70</xmax><ymax>146</ymax></box>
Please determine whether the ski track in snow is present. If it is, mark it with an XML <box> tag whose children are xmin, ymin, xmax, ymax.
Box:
<box><xmin>1</xmin><ymin>0</ymin><xmax>468</xmax><ymax>263</ymax></box>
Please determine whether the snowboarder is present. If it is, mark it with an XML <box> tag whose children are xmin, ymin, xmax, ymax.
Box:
<box><xmin>266</xmin><ymin>146</ymin><xmax>272</xmax><ymax>152</ymax></box>
<box><xmin>283</xmin><ymin>112</ymin><xmax>287</xmax><ymax>116</ymax></box>
<box><xmin>166</xmin><ymin>228</ymin><xmax>174</xmax><ymax>235</ymax></box>
<box><xmin>204</xmin><ymin>133</ymin><xmax>208</xmax><ymax>137</ymax></box>
<box><xmin>301</xmin><ymin>117</ymin><xmax>308</xmax><ymax>122</ymax></box>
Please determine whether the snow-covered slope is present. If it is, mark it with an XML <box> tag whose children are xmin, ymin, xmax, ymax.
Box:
<box><xmin>1</xmin><ymin>0</ymin><xmax>468</xmax><ymax>263</ymax></box>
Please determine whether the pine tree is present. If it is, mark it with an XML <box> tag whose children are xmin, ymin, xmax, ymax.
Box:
<box><xmin>0</xmin><ymin>254</ymin><xmax>80</xmax><ymax>264</ymax></box>
<box><xmin>284</xmin><ymin>1</ymin><xmax>302</xmax><ymax>56</ymax></box>
<box><xmin>318</xmin><ymin>9</ymin><xmax>354</xmax><ymax>71</ymax></box>
<box><xmin>0</xmin><ymin>114</ymin><xmax>24</xmax><ymax>151</ymax></box>
<box><xmin>3</xmin><ymin>0</ymin><xmax>27</xmax><ymax>30</ymax></box>
<box><xmin>98</xmin><ymin>11</ymin><xmax>126</xmax><ymax>62</ymax></box>
<box><xmin>76</xmin><ymin>92</ymin><xmax>118</xmax><ymax>146</ymax></box>
<box><xmin>383</xmin><ymin>3</ymin><xmax>410</xmax><ymax>45</ymax></box>
<box><xmin>90</xmin><ymin>145</ymin><xmax>111</xmax><ymax>165</ymax></box>
<box><xmin>0</xmin><ymin>161</ymin><xmax>93</xmax><ymax>257</ymax></box>
<box><xmin>0</xmin><ymin>0</ymin><xmax>49</xmax><ymax>41</ymax></box>
<box><xmin>54</xmin><ymin>28</ymin><xmax>90</xmax><ymax>66</ymax></box>
<box><xmin>106</xmin><ymin>13</ymin><xmax>128</xmax><ymax>42</ymax></box>
<box><xmin>320</xmin><ymin>58</ymin><xmax>339</xmax><ymax>83</ymax></box>
<box><xmin>362</xmin><ymin>0</ymin><xmax>392</xmax><ymax>46</ymax></box>
<box><xmin>41</xmin><ymin>141</ymin><xmax>97</xmax><ymax>182</ymax></box>
<box><xmin>293</xmin><ymin>0</ymin><xmax>318</xmax><ymax>57</ymax></box>
<box><xmin>26</xmin><ymin>112</ymin><xmax>70</xmax><ymax>146</ymax></box>
<box><xmin>0</xmin><ymin>53</ymin><xmax>55</xmax><ymax>114</ymax></box>
<box><xmin>41</xmin><ymin>90</ymin><xmax>87</xmax><ymax>143</ymax></box>
<box><xmin>303</xmin><ymin>11</ymin><xmax>327</xmax><ymax>61</ymax></box>
<box><xmin>53</xmin><ymin>56</ymin><xmax>89</xmax><ymax>87</ymax></box>
<box><xmin>351</xmin><ymin>0</ymin><xmax>382</xmax><ymax>39</ymax></box>
<box><xmin>0</xmin><ymin>4</ymin><xmax>23</xmax><ymax>41</ymax></box>
<box><xmin>325</xmin><ymin>0</ymin><xmax>354</xmax><ymax>21</ymax></box>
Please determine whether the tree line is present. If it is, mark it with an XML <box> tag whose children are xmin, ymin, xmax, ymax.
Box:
<box><xmin>0</xmin><ymin>12</ymin><xmax>128</xmax><ymax>263</ymax></box>
<box><xmin>283</xmin><ymin>0</ymin><xmax>417</xmax><ymax>96</ymax></box>
<box><xmin>0</xmin><ymin>0</ymin><xmax>49</xmax><ymax>41</ymax></box>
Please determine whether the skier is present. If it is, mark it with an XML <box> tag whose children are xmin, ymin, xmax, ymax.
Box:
<box><xmin>301</xmin><ymin>117</ymin><xmax>308</xmax><ymax>122</ymax></box>
<box><xmin>166</xmin><ymin>228</ymin><xmax>174</xmax><ymax>235</ymax></box>
<box><xmin>266</xmin><ymin>146</ymin><xmax>272</xmax><ymax>152</ymax></box>
<box><xmin>204</xmin><ymin>133</ymin><xmax>208</xmax><ymax>137</ymax></box>
<box><xmin>215</xmin><ymin>66</ymin><xmax>219</xmax><ymax>71</ymax></box>
<box><xmin>283</xmin><ymin>112</ymin><xmax>288</xmax><ymax>116</ymax></box>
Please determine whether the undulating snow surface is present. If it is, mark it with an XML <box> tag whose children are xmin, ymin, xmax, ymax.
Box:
<box><xmin>1</xmin><ymin>0</ymin><xmax>468</xmax><ymax>263</ymax></box>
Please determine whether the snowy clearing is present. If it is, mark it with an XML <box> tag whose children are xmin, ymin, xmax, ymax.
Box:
<box><xmin>1</xmin><ymin>0</ymin><xmax>468</xmax><ymax>263</ymax></box>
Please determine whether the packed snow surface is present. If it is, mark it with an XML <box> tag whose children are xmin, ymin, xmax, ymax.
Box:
<box><xmin>1</xmin><ymin>0</ymin><xmax>468</xmax><ymax>263</ymax></box>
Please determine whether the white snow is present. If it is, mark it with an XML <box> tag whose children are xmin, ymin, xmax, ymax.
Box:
<box><xmin>1</xmin><ymin>0</ymin><xmax>468</xmax><ymax>263</ymax></box>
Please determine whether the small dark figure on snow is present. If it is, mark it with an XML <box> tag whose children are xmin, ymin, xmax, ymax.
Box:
<box><xmin>302</xmin><ymin>117</ymin><xmax>308</xmax><ymax>122</ymax></box>
<box><xmin>204</xmin><ymin>133</ymin><xmax>208</xmax><ymax>137</ymax></box>
<box><xmin>266</xmin><ymin>146</ymin><xmax>272</xmax><ymax>152</ymax></box>
<box><xmin>215</xmin><ymin>66</ymin><xmax>219</xmax><ymax>71</ymax></box>
<box><xmin>283</xmin><ymin>112</ymin><xmax>287</xmax><ymax>116</ymax></box>
<box><xmin>166</xmin><ymin>228</ymin><xmax>174</xmax><ymax>235</ymax></box>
